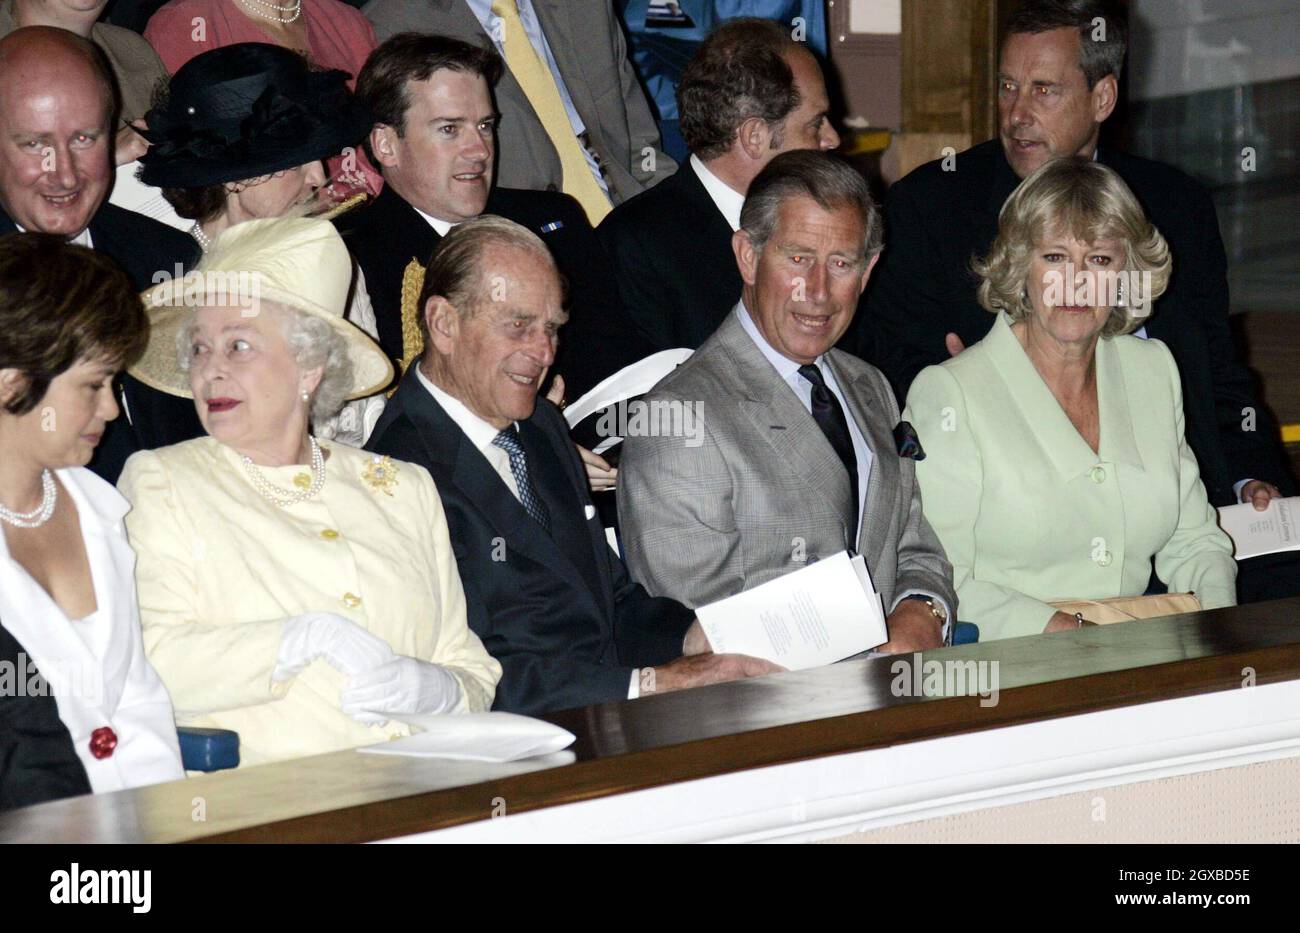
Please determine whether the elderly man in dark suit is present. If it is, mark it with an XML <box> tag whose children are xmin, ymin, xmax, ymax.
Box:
<box><xmin>336</xmin><ymin>32</ymin><xmax>651</xmax><ymax>402</ymax></box>
<box><xmin>0</xmin><ymin>27</ymin><xmax>200</xmax><ymax>484</ymax></box>
<box><xmin>618</xmin><ymin>152</ymin><xmax>957</xmax><ymax>654</ymax></box>
<box><xmin>840</xmin><ymin>0</ymin><xmax>1297</xmax><ymax>603</ymax></box>
<box><xmin>598</xmin><ymin>18</ymin><xmax>840</xmax><ymax>354</ymax></box>
<box><xmin>365</xmin><ymin>216</ymin><xmax>778</xmax><ymax>714</ymax></box>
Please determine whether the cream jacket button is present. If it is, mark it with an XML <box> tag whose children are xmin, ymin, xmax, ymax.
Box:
<box><xmin>320</xmin><ymin>528</ymin><xmax>340</xmax><ymax>540</ymax></box>
<box><xmin>293</xmin><ymin>472</ymin><xmax>313</xmax><ymax>489</ymax></box>
<box><xmin>1090</xmin><ymin>466</ymin><xmax>1106</xmax><ymax>484</ymax></box>
<box><xmin>342</xmin><ymin>592</ymin><xmax>362</xmax><ymax>609</ymax></box>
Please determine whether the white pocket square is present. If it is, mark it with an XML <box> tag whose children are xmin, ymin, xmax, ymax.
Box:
<box><xmin>584</xmin><ymin>504</ymin><xmax>597</xmax><ymax>520</ymax></box>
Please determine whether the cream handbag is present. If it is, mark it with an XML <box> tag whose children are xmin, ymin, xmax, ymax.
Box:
<box><xmin>1049</xmin><ymin>593</ymin><xmax>1202</xmax><ymax>625</ymax></box>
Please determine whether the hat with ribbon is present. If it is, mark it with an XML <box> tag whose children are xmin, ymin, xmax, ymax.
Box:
<box><xmin>131</xmin><ymin>216</ymin><xmax>393</xmax><ymax>400</ymax></box>
<box><xmin>138</xmin><ymin>43</ymin><xmax>373</xmax><ymax>188</ymax></box>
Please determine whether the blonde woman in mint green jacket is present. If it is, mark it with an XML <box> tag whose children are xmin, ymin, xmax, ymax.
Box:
<box><xmin>902</xmin><ymin>158</ymin><xmax>1236</xmax><ymax>641</ymax></box>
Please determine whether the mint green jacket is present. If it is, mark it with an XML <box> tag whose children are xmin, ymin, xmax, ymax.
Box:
<box><xmin>903</xmin><ymin>313</ymin><xmax>1236</xmax><ymax>641</ymax></box>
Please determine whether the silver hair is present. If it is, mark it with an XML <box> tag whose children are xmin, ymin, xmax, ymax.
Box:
<box><xmin>175</xmin><ymin>302</ymin><xmax>354</xmax><ymax>426</ymax></box>
<box><xmin>739</xmin><ymin>150</ymin><xmax>882</xmax><ymax>260</ymax></box>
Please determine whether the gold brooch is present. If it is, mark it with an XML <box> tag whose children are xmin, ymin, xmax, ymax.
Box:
<box><xmin>362</xmin><ymin>455</ymin><xmax>399</xmax><ymax>496</ymax></box>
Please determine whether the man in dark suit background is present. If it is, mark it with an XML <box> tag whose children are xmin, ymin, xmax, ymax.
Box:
<box><xmin>0</xmin><ymin>27</ymin><xmax>200</xmax><ymax>484</ymax></box>
<box><xmin>0</xmin><ymin>618</ymin><xmax>91</xmax><ymax>812</ymax></box>
<box><xmin>841</xmin><ymin>0</ymin><xmax>1297</xmax><ymax>602</ymax></box>
<box><xmin>337</xmin><ymin>32</ymin><xmax>650</xmax><ymax>401</ymax></box>
<box><xmin>366</xmin><ymin>215</ymin><xmax>778</xmax><ymax>714</ymax></box>
<box><xmin>597</xmin><ymin>18</ymin><xmax>840</xmax><ymax>353</ymax></box>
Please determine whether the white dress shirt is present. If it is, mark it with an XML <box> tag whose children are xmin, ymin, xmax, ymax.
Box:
<box><xmin>690</xmin><ymin>154</ymin><xmax>745</xmax><ymax>232</ymax></box>
<box><xmin>15</xmin><ymin>222</ymin><xmax>92</xmax><ymax>248</ymax></box>
<box><xmin>416</xmin><ymin>366</ymin><xmax>521</xmax><ymax>499</ymax></box>
<box><xmin>413</xmin><ymin>208</ymin><xmax>455</xmax><ymax>238</ymax></box>
<box><xmin>464</xmin><ymin>0</ymin><xmax>610</xmax><ymax>194</ymax></box>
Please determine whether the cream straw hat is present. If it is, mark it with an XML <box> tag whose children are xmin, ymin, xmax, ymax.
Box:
<box><xmin>131</xmin><ymin>216</ymin><xmax>393</xmax><ymax>399</ymax></box>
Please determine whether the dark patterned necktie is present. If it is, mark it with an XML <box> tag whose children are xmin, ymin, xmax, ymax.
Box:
<box><xmin>797</xmin><ymin>364</ymin><xmax>859</xmax><ymax>526</ymax></box>
<box><xmin>492</xmin><ymin>427</ymin><xmax>551</xmax><ymax>532</ymax></box>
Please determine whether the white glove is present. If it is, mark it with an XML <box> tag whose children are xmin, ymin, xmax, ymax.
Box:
<box><xmin>272</xmin><ymin>612</ymin><xmax>396</xmax><ymax>683</ymax></box>
<box><xmin>339</xmin><ymin>657</ymin><xmax>462</xmax><ymax>725</ymax></box>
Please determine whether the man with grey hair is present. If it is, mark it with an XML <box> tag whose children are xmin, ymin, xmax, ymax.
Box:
<box><xmin>619</xmin><ymin>151</ymin><xmax>957</xmax><ymax>654</ymax></box>
<box><xmin>844</xmin><ymin>0</ymin><xmax>1298</xmax><ymax>603</ymax></box>
<box><xmin>366</xmin><ymin>216</ymin><xmax>780</xmax><ymax>714</ymax></box>
<box><xmin>598</xmin><ymin>18</ymin><xmax>839</xmax><ymax>353</ymax></box>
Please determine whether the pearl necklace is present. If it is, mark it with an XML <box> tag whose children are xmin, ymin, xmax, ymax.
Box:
<box><xmin>0</xmin><ymin>469</ymin><xmax>58</xmax><ymax>528</ymax></box>
<box><xmin>236</xmin><ymin>0</ymin><xmax>303</xmax><ymax>25</ymax></box>
<box><xmin>241</xmin><ymin>437</ymin><xmax>325</xmax><ymax>508</ymax></box>
<box><xmin>190</xmin><ymin>222</ymin><xmax>212</xmax><ymax>253</ymax></box>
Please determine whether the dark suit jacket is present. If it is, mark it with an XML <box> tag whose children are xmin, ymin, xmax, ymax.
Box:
<box><xmin>0</xmin><ymin>619</ymin><xmax>92</xmax><ymax>812</ymax></box>
<box><xmin>597</xmin><ymin>161</ymin><xmax>742</xmax><ymax>352</ymax></box>
<box><xmin>366</xmin><ymin>367</ymin><xmax>694</xmax><ymax>715</ymax></box>
<box><xmin>0</xmin><ymin>204</ymin><xmax>203</xmax><ymax>485</ymax></box>
<box><xmin>842</xmin><ymin>139</ymin><xmax>1293</xmax><ymax>508</ymax></box>
<box><xmin>335</xmin><ymin>183</ymin><xmax>654</xmax><ymax>399</ymax></box>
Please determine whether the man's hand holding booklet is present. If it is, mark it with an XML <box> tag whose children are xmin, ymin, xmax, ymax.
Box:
<box><xmin>695</xmin><ymin>551</ymin><xmax>887</xmax><ymax>670</ymax></box>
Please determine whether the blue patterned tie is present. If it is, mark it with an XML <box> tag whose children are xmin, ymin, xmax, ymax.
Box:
<box><xmin>492</xmin><ymin>427</ymin><xmax>551</xmax><ymax>533</ymax></box>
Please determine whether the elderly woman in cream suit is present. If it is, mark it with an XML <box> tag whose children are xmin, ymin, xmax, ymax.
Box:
<box><xmin>0</xmin><ymin>236</ymin><xmax>183</xmax><ymax>809</ymax></box>
<box><xmin>903</xmin><ymin>158</ymin><xmax>1236</xmax><ymax>642</ymax></box>
<box><xmin>120</xmin><ymin>217</ymin><xmax>500</xmax><ymax>768</ymax></box>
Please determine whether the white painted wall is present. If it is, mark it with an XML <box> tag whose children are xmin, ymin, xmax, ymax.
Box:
<box><xmin>849</xmin><ymin>0</ymin><xmax>901</xmax><ymax>34</ymax></box>
<box><xmin>1130</xmin><ymin>0</ymin><xmax>1300</xmax><ymax>100</ymax></box>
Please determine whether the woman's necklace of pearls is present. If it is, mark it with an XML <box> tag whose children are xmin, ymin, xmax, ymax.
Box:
<box><xmin>190</xmin><ymin>222</ymin><xmax>212</xmax><ymax>253</ymax></box>
<box><xmin>236</xmin><ymin>0</ymin><xmax>303</xmax><ymax>26</ymax></box>
<box><xmin>240</xmin><ymin>436</ymin><xmax>325</xmax><ymax>508</ymax></box>
<box><xmin>0</xmin><ymin>469</ymin><xmax>58</xmax><ymax>528</ymax></box>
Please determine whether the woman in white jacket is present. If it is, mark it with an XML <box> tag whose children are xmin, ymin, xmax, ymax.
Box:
<box><xmin>0</xmin><ymin>235</ymin><xmax>183</xmax><ymax>810</ymax></box>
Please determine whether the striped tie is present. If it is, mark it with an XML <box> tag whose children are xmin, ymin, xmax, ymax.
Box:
<box><xmin>492</xmin><ymin>427</ymin><xmax>552</xmax><ymax>532</ymax></box>
<box><xmin>491</xmin><ymin>0</ymin><xmax>612</xmax><ymax>224</ymax></box>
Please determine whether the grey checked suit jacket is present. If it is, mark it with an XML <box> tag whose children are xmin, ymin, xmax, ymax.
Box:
<box><xmin>618</xmin><ymin>312</ymin><xmax>957</xmax><ymax>616</ymax></box>
<box><xmin>363</xmin><ymin>0</ymin><xmax>675</xmax><ymax>204</ymax></box>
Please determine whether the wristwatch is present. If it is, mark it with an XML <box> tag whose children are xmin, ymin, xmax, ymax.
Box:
<box><xmin>901</xmin><ymin>594</ymin><xmax>947</xmax><ymax>625</ymax></box>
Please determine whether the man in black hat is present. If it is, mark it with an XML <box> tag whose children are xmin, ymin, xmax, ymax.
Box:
<box><xmin>0</xmin><ymin>27</ymin><xmax>199</xmax><ymax>483</ymax></box>
<box><xmin>336</xmin><ymin>32</ymin><xmax>653</xmax><ymax>403</ymax></box>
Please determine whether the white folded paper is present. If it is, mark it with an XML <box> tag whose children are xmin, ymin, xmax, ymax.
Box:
<box><xmin>108</xmin><ymin>160</ymin><xmax>189</xmax><ymax>231</ymax></box>
<box><xmin>563</xmin><ymin>348</ymin><xmax>693</xmax><ymax>453</ymax></box>
<box><xmin>695</xmin><ymin>551</ymin><xmax>887</xmax><ymax>670</ymax></box>
<box><xmin>1218</xmin><ymin>496</ymin><xmax>1299</xmax><ymax>559</ymax></box>
<box><xmin>356</xmin><ymin>711</ymin><xmax>576</xmax><ymax>762</ymax></box>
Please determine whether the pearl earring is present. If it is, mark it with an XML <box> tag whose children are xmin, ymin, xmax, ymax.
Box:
<box><xmin>301</xmin><ymin>391</ymin><xmax>310</xmax><ymax>402</ymax></box>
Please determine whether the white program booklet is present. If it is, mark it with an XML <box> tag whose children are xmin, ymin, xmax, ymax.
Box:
<box><xmin>1218</xmin><ymin>496</ymin><xmax>1299</xmax><ymax>559</ymax></box>
<box><xmin>696</xmin><ymin>551</ymin><xmax>887</xmax><ymax>670</ymax></box>
<box><xmin>108</xmin><ymin>160</ymin><xmax>189</xmax><ymax>231</ymax></box>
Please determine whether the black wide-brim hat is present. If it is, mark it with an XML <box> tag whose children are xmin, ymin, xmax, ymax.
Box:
<box><xmin>139</xmin><ymin>42</ymin><xmax>374</xmax><ymax>188</ymax></box>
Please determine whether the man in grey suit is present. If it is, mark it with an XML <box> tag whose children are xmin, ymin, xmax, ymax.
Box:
<box><xmin>363</xmin><ymin>0</ymin><xmax>674</xmax><ymax>212</ymax></box>
<box><xmin>618</xmin><ymin>151</ymin><xmax>957</xmax><ymax>654</ymax></box>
